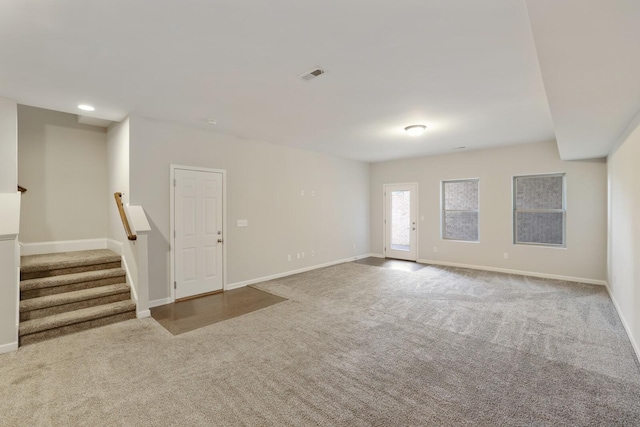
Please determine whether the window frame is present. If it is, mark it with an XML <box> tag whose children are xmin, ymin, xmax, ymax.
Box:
<box><xmin>441</xmin><ymin>178</ymin><xmax>480</xmax><ymax>242</ymax></box>
<box><xmin>512</xmin><ymin>173</ymin><xmax>566</xmax><ymax>248</ymax></box>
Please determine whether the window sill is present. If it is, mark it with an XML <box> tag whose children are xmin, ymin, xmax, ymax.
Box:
<box><xmin>514</xmin><ymin>243</ymin><xmax>566</xmax><ymax>249</ymax></box>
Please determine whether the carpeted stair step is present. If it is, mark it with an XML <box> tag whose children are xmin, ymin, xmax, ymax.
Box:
<box><xmin>20</xmin><ymin>249</ymin><xmax>121</xmax><ymax>280</ymax></box>
<box><xmin>19</xmin><ymin>300</ymin><xmax>137</xmax><ymax>346</ymax></box>
<box><xmin>20</xmin><ymin>268</ymin><xmax>126</xmax><ymax>299</ymax></box>
<box><xmin>20</xmin><ymin>283</ymin><xmax>131</xmax><ymax>321</ymax></box>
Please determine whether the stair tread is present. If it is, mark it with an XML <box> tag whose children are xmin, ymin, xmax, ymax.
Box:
<box><xmin>20</xmin><ymin>300</ymin><xmax>136</xmax><ymax>336</ymax></box>
<box><xmin>20</xmin><ymin>268</ymin><xmax>125</xmax><ymax>291</ymax></box>
<box><xmin>21</xmin><ymin>249</ymin><xmax>120</xmax><ymax>273</ymax></box>
<box><xmin>20</xmin><ymin>283</ymin><xmax>130</xmax><ymax>312</ymax></box>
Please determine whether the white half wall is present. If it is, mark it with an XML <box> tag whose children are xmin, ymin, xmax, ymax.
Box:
<box><xmin>17</xmin><ymin>105</ymin><xmax>108</xmax><ymax>242</ymax></box>
<box><xmin>608</xmin><ymin>113</ymin><xmax>640</xmax><ymax>358</ymax></box>
<box><xmin>107</xmin><ymin>118</ymin><xmax>141</xmax><ymax>306</ymax></box>
<box><xmin>129</xmin><ymin>116</ymin><xmax>370</xmax><ymax>302</ymax></box>
<box><xmin>0</xmin><ymin>238</ymin><xmax>18</xmax><ymax>353</ymax></box>
<box><xmin>370</xmin><ymin>141</ymin><xmax>607</xmax><ymax>282</ymax></box>
<box><xmin>107</xmin><ymin>118</ymin><xmax>130</xmax><ymax>242</ymax></box>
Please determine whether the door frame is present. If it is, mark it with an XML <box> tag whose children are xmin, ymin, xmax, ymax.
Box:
<box><xmin>383</xmin><ymin>182</ymin><xmax>419</xmax><ymax>261</ymax></box>
<box><xmin>169</xmin><ymin>164</ymin><xmax>227</xmax><ymax>303</ymax></box>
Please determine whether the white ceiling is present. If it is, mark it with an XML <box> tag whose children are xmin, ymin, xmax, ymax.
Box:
<box><xmin>0</xmin><ymin>1</ymin><xmax>636</xmax><ymax>162</ymax></box>
<box><xmin>526</xmin><ymin>0</ymin><xmax>640</xmax><ymax>160</ymax></box>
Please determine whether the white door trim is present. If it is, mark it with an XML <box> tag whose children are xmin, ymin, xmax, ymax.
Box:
<box><xmin>383</xmin><ymin>182</ymin><xmax>419</xmax><ymax>261</ymax></box>
<box><xmin>169</xmin><ymin>165</ymin><xmax>227</xmax><ymax>303</ymax></box>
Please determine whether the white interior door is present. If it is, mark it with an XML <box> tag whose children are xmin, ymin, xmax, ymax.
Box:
<box><xmin>384</xmin><ymin>184</ymin><xmax>418</xmax><ymax>261</ymax></box>
<box><xmin>175</xmin><ymin>169</ymin><xmax>223</xmax><ymax>299</ymax></box>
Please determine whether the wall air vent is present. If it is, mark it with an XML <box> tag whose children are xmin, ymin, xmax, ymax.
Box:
<box><xmin>298</xmin><ymin>67</ymin><xmax>326</xmax><ymax>81</ymax></box>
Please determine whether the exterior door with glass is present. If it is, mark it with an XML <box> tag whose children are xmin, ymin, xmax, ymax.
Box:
<box><xmin>384</xmin><ymin>184</ymin><xmax>418</xmax><ymax>261</ymax></box>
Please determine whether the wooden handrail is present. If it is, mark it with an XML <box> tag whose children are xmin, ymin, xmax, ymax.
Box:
<box><xmin>18</xmin><ymin>185</ymin><xmax>27</xmax><ymax>193</ymax></box>
<box><xmin>114</xmin><ymin>192</ymin><xmax>137</xmax><ymax>241</ymax></box>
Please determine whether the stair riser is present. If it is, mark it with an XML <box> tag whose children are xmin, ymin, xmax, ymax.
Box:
<box><xmin>21</xmin><ymin>276</ymin><xmax>126</xmax><ymax>300</ymax></box>
<box><xmin>19</xmin><ymin>311</ymin><xmax>136</xmax><ymax>346</ymax></box>
<box><xmin>20</xmin><ymin>292</ymin><xmax>131</xmax><ymax>321</ymax></box>
<box><xmin>21</xmin><ymin>261</ymin><xmax>122</xmax><ymax>281</ymax></box>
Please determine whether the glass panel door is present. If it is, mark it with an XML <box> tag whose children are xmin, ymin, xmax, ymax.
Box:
<box><xmin>390</xmin><ymin>190</ymin><xmax>411</xmax><ymax>251</ymax></box>
<box><xmin>384</xmin><ymin>184</ymin><xmax>417</xmax><ymax>261</ymax></box>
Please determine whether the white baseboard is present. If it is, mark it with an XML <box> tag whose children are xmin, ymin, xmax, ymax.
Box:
<box><xmin>368</xmin><ymin>253</ymin><xmax>384</xmax><ymax>258</ymax></box>
<box><xmin>148</xmin><ymin>297</ymin><xmax>172</xmax><ymax>308</ymax></box>
<box><xmin>0</xmin><ymin>341</ymin><xmax>18</xmax><ymax>354</ymax></box>
<box><xmin>226</xmin><ymin>253</ymin><xmax>372</xmax><ymax>290</ymax></box>
<box><xmin>136</xmin><ymin>309</ymin><xmax>151</xmax><ymax>319</ymax></box>
<box><xmin>19</xmin><ymin>238</ymin><xmax>109</xmax><ymax>256</ymax></box>
<box><xmin>108</xmin><ymin>239</ymin><xmax>149</xmax><ymax>316</ymax></box>
<box><xmin>225</xmin><ymin>281</ymin><xmax>254</xmax><ymax>291</ymax></box>
<box><xmin>120</xmin><ymin>254</ymin><xmax>137</xmax><ymax>301</ymax></box>
<box><xmin>417</xmin><ymin>259</ymin><xmax>607</xmax><ymax>286</ymax></box>
<box><xmin>106</xmin><ymin>238</ymin><xmax>123</xmax><ymax>255</ymax></box>
<box><xmin>604</xmin><ymin>283</ymin><xmax>640</xmax><ymax>363</ymax></box>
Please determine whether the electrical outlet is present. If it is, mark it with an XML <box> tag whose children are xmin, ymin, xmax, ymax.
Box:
<box><xmin>352</xmin><ymin>243</ymin><xmax>356</xmax><ymax>249</ymax></box>
<box><xmin>301</xmin><ymin>252</ymin><xmax>305</xmax><ymax>259</ymax></box>
<box><xmin>297</xmin><ymin>253</ymin><xmax>300</xmax><ymax>259</ymax></box>
<box><xmin>288</xmin><ymin>254</ymin><xmax>291</xmax><ymax>261</ymax></box>
<box><xmin>301</xmin><ymin>190</ymin><xmax>304</xmax><ymax>196</ymax></box>
<box><xmin>503</xmin><ymin>253</ymin><xmax>508</xmax><ymax>259</ymax></box>
<box><xmin>433</xmin><ymin>247</ymin><xmax>438</xmax><ymax>253</ymax></box>
<box><xmin>311</xmin><ymin>250</ymin><xmax>315</xmax><ymax>256</ymax></box>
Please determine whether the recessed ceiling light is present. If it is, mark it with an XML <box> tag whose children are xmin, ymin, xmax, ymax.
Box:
<box><xmin>78</xmin><ymin>104</ymin><xmax>95</xmax><ymax>111</ymax></box>
<box><xmin>404</xmin><ymin>125</ymin><xmax>426</xmax><ymax>136</ymax></box>
<box><xmin>206</xmin><ymin>119</ymin><xmax>217</xmax><ymax>125</ymax></box>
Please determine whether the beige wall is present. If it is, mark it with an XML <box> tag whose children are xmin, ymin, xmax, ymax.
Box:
<box><xmin>18</xmin><ymin>105</ymin><xmax>108</xmax><ymax>242</ymax></box>
<box><xmin>129</xmin><ymin>116</ymin><xmax>370</xmax><ymax>302</ymax></box>
<box><xmin>0</xmin><ymin>97</ymin><xmax>17</xmax><ymax>193</ymax></box>
<box><xmin>0</xmin><ymin>97</ymin><xmax>18</xmax><ymax>351</ymax></box>
<box><xmin>371</xmin><ymin>140</ymin><xmax>607</xmax><ymax>282</ymax></box>
<box><xmin>608</xmin><ymin>115</ymin><xmax>640</xmax><ymax>356</ymax></box>
<box><xmin>106</xmin><ymin>118</ymin><xmax>139</xmax><ymax>297</ymax></box>
<box><xmin>107</xmin><ymin>118</ymin><xmax>130</xmax><ymax>241</ymax></box>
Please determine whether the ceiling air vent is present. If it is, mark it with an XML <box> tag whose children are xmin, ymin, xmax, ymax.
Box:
<box><xmin>299</xmin><ymin>67</ymin><xmax>326</xmax><ymax>81</ymax></box>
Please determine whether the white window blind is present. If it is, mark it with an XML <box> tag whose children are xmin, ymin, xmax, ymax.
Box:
<box><xmin>513</xmin><ymin>174</ymin><xmax>565</xmax><ymax>246</ymax></box>
<box><xmin>442</xmin><ymin>179</ymin><xmax>479</xmax><ymax>241</ymax></box>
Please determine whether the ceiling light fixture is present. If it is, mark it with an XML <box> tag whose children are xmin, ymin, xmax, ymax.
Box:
<box><xmin>404</xmin><ymin>125</ymin><xmax>426</xmax><ymax>136</ymax></box>
<box><xmin>206</xmin><ymin>119</ymin><xmax>217</xmax><ymax>125</ymax></box>
<box><xmin>78</xmin><ymin>104</ymin><xmax>95</xmax><ymax>111</ymax></box>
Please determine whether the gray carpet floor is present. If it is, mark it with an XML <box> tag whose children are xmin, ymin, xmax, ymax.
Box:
<box><xmin>1</xmin><ymin>262</ymin><xmax>639</xmax><ymax>426</ymax></box>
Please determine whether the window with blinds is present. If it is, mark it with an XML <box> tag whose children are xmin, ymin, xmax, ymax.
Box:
<box><xmin>513</xmin><ymin>174</ymin><xmax>565</xmax><ymax>246</ymax></box>
<box><xmin>442</xmin><ymin>179</ymin><xmax>479</xmax><ymax>242</ymax></box>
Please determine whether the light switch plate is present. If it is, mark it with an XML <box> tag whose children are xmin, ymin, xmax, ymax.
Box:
<box><xmin>237</xmin><ymin>219</ymin><xmax>248</xmax><ymax>227</ymax></box>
